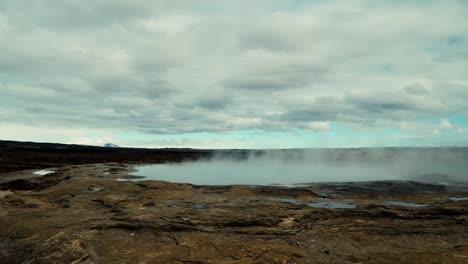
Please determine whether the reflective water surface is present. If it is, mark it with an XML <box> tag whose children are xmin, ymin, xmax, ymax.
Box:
<box><xmin>33</xmin><ymin>170</ymin><xmax>55</xmax><ymax>176</ymax></box>
<box><xmin>448</xmin><ymin>197</ymin><xmax>468</xmax><ymax>202</ymax></box>
<box><xmin>266</xmin><ymin>198</ymin><xmax>358</xmax><ymax>209</ymax></box>
<box><xmin>133</xmin><ymin>149</ymin><xmax>468</xmax><ymax>186</ymax></box>
<box><xmin>381</xmin><ymin>201</ymin><xmax>427</xmax><ymax>207</ymax></box>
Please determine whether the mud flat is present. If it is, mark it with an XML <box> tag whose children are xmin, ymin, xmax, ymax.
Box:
<box><xmin>1</xmin><ymin>163</ymin><xmax>468</xmax><ymax>264</ymax></box>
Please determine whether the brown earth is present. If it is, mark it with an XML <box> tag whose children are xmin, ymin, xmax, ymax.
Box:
<box><xmin>1</xmin><ymin>141</ymin><xmax>468</xmax><ymax>263</ymax></box>
<box><xmin>1</xmin><ymin>163</ymin><xmax>468</xmax><ymax>264</ymax></box>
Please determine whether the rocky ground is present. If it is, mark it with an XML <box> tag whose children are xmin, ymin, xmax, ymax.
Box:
<box><xmin>1</xmin><ymin>163</ymin><xmax>467</xmax><ymax>264</ymax></box>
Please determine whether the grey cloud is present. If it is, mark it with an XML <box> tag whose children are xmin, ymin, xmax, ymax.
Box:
<box><xmin>197</xmin><ymin>96</ymin><xmax>232</xmax><ymax>110</ymax></box>
<box><xmin>90</xmin><ymin>76</ymin><xmax>171</xmax><ymax>99</ymax></box>
<box><xmin>348</xmin><ymin>97</ymin><xmax>414</xmax><ymax>113</ymax></box>
<box><xmin>24</xmin><ymin>106</ymin><xmax>47</xmax><ymax>113</ymax></box>
<box><xmin>0</xmin><ymin>0</ymin><xmax>154</xmax><ymax>29</ymax></box>
<box><xmin>346</xmin><ymin>90</ymin><xmax>420</xmax><ymax>115</ymax></box>
<box><xmin>273</xmin><ymin>89</ymin><xmax>431</xmax><ymax>127</ymax></box>
<box><xmin>1</xmin><ymin>0</ymin><xmax>468</xmax><ymax>138</ymax></box>
<box><xmin>239</xmin><ymin>29</ymin><xmax>303</xmax><ymax>52</ymax></box>
<box><xmin>277</xmin><ymin>110</ymin><xmax>337</xmax><ymax>122</ymax></box>
<box><xmin>267</xmin><ymin>95</ymin><xmax>345</xmax><ymax>124</ymax></box>
<box><xmin>357</xmin><ymin>102</ymin><xmax>412</xmax><ymax>113</ymax></box>
<box><xmin>432</xmin><ymin>37</ymin><xmax>468</xmax><ymax>63</ymax></box>
<box><xmin>224</xmin><ymin>63</ymin><xmax>330</xmax><ymax>90</ymax></box>
<box><xmin>225</xmin><ymin>78</ymin><xmax>296</xmax><ymax>91</ymax></box>
<box><xmin>433</xmin><ymin>52</ymin><xmax>468</xmax><ymax>63</ymax></box>
<box><xmin>404</xmin><ymin>83</ymin><xmax>429</xmax><ymax>95</ymax></box>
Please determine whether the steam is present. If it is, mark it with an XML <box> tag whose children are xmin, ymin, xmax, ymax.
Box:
<box><xmin>136</xmin><ymin>148</ymin><xmax>468</xmax><ymax>185</ymax></box>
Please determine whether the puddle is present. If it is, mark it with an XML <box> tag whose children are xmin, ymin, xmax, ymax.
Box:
<box><xmin>448</xmin><ymin>197</ymin><xmax>468</xmax><ymax>202</ymax></box>
<box><xmin>381</xmin><ymin>201</ymin><xmax>427</xmax><ymax>207</ymax></box>
<box><xmin>266</xmin><ymin>198</ymin><xmax>358</xmax><ymax>209</ymax></box>
<box><xmin>33</xmin><ymin>170</ymin><xmax>55</xmax><ymax>176</ymax></box>
<box><xmin>116</xmin><ymin>177</ymin><xmax>145</xmax><ymax>181</ymax></box>
<box><xmin>267</xmin><ymin>198</ymin><xmax>303</xmax><ymax>205</ymax></box>
<box><xmin>192</xmin><ymin>203</ymin><xmax>209</xmax><ymax>209</ymax></box>
<box><xmin>267</xmin><ymin>198</ymin><xmax>430</xmax><ymax>208</ymax></box>
<box><xmin>87</xmin><ymin>186</ymin><xmax>104</xmax><ymax>193</ymax></box>
<box><xmin>305</xmin><ymin>201</ymin><xmax>358</xmax><ymax>209</ymax></box>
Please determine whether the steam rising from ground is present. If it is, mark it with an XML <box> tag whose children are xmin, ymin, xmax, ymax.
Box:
<box><xmin>135</xmin><ymin>148</ymin><xmax>468</xmax><ymax>185</ymax></box>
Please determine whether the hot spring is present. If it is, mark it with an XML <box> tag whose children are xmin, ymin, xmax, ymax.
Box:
<box><xmin>131</xmin><ymin>149</ymin><xmax>468</xmax><ymax>186</ymax></box>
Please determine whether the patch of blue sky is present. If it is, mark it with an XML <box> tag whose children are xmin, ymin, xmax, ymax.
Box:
<box><xmin>447</xmin><ymin>115</ymin><xmax>466</xmax><ymax>124</ymax></box>
<box><xmin>416</xmin><ymin>115</ymin><xmax>467</xmax><ymax>125</ymax></box>
<box><xmin>114</xmin><ymin>119</ymin><xmax>468</xmax><ymax>149</ymax></box>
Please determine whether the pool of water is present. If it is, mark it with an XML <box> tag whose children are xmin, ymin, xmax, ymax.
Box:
<box><xmin>132</xmin><ymin>150</ymin><xmax>468</xmax><ymax>186</ymax></box>
<box><xmin>381</xmin><ymin>201</ymin><xmax>427</xmax><ymax>207</ymax></box>
<box><xmin>134</xmin><ymin>161</ymin><xmax>401</xmax><ymax>185</ymax></box>
<box><xmin>192</xmin><ymin>203</ymin><xmax>209</xmax><ymax>209</ymax></box>
<box><xmin>268</xmin><ymin>198</ymin><xmax>432</xmax><ymax>209</ymax></box>
<box><xmin>33</xmin><ymin>170</ymin><xmax>55</xmax><ymax>176</ymax></box>
<box><xmin>266</xmin><ymin>198</ymin><xmax>358</xmax><ymax>209</ymax></box>
<box><xmin>448</xmin><ymin>197</ymin><xmax>468</xmax><ymax>202</ymax></box>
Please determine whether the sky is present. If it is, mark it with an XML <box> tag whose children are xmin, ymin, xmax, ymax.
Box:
<box><xmin>1</xmin><ymin>0</ymin><xmax>468</xmax><ymax>149</ymax></box>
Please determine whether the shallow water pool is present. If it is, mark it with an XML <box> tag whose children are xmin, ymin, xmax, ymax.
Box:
<box><xmin>380</xmin><ymin>201</ymin><xmax>427</xmax><ymax>208</ymax></box>
<box><xmin>266</xmin><ymin>198</ymin><xmax>358</xmax><ymax>209</ymax></box>
<box><xmin>132</xmin><ymin>152</ymin><xmax>467</xmax><ymax>186</ymax></box>
<box><xmin>33</xmin><ymin>170</ymin><xmax>55</xmax><ymax>176</ymax></box>
<box><xmin>448</xmin><ymin>197</ymin><xmax>468</xmax><ymax>202</ymax></box>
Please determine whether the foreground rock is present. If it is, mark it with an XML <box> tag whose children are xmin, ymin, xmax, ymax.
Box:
<box><xmin>1</xmin><ymin>164</ymin><xmax>467</xmax><ymax>263</ymax></box>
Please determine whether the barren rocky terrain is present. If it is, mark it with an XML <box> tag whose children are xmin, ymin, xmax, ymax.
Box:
<box><xmin>1</xmin><ymin>141</ymin><xmax>467</xmax><ymax>263</ymax></box>
<box><xmin>0</xmin><ymin>163</ymin><xmax>467</xmax><ymax>263</ymax></box>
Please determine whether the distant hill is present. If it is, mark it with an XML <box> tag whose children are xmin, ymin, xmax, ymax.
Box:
<box><xmin>0</xmin><ymin>140</ymin><xmax>214</xmax><ymax>174</ymax></box>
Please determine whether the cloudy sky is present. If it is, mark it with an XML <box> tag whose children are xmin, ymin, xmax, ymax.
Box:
<box><xmin>1</xmin><ymin>0</ymin><xmax>468</xmax><ymax>148</ymax></box>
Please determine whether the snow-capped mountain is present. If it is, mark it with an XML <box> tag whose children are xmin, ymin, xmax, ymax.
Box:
<box><xmin>103</xmin><ymin>143</ymin><xmax>120</xmax><ymax>148</ymax></box>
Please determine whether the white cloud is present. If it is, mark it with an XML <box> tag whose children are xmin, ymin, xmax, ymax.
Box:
<box><xmin>1</xmin><ymin>0</ymin><xmax>468</xmax><ymax>146</ymax></box>
<box><xmin>440</xmin><ymin>119</ymin><xmax>454</xmax><ymax>129</ymax></box>
<box><xmin>302</xmin><ymin>121</ymin><xmax>331</xmax><ymax>131</ymax></box>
